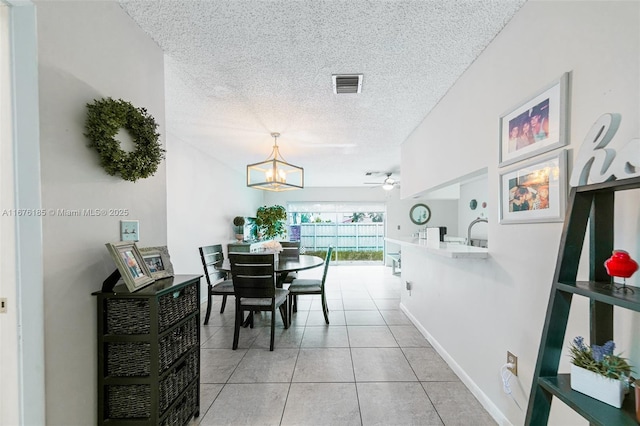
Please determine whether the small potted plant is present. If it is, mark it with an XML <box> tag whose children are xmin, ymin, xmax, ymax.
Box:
<box><xmin>568</xmin><ymin>336</ymin><xmax>633</xmax><ymax>408</ymax></box>
<box><xmin>233</xmin><ymin>216</ymin><xmax>245</xmax><ymax>242</ymax></box>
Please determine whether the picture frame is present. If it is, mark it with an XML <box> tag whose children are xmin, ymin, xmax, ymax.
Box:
<box><xmin>139</xmin><ymin>245</ymin><xmax>174</xmax><ymax>279</ymax></box>
<box><xmin>499</xmin><ymin>72</ymin><xmax>570</xmax><ymax>168</ymax></box>
<box><xmin>105</xmin><ymin>241</ymin><xmax>155</xmax><ymax>292</ymax></box>
<box><xmin>499</xmin><ymin>150</ymin><xmax>567</xmax><ymax>224</ymax></box>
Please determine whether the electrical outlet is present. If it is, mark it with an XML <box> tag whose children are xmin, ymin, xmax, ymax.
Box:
<box><xmin>507</xmin><ymin>351</ymin><xmax>518</xmax><ymax>376</ymax></box>
<box><xmin>0</xmin><ymin>298</ymin><xmax>7</xmax><ymax>314</ymax></box>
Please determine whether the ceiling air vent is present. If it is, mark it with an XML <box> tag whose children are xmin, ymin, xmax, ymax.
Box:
<box><xmin>332</xmin><ymin>74</ymin><xmax>363</xmax><ymax>94</ymax></box>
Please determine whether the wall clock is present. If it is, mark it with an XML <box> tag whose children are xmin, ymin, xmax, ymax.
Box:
<box><xmin>409</xmin><ymin>203</ymin><xmax>431</xmax><ymax>225</ymax></box>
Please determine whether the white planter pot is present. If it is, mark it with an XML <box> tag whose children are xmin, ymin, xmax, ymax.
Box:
<box><xmin>570</xmin><ymin>364</ymin><xmax>625</xmax><ymax>408</ymax></box>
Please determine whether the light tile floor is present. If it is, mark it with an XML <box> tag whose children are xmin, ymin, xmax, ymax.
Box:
<box><xmin>193</xmin><ymin>264</ymin><xmax>496</xmax><ymax>426</ymax></box>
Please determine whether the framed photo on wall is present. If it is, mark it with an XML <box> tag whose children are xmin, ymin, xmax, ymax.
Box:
<box><xmin>499</xmin><ymin>150</ymin><xmax>567</xmax><ymax>224</ymax></box>
<box><xmin>139</xmin><ymin>245</ymin><xmax>174</xmax><ymax>279</ymax></box>
<box><xmin>105</xmin><ymin>241</ymin><xmax>155</xmax><ymax>292</ymax></box>
<box><xmin>499</xmin><ymin>72</ymin><xmax>570</xmax><ymax>167</ymax></box>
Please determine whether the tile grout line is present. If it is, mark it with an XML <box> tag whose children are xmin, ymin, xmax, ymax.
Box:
<box><xmin>345</xmin><ymin>303</ymin><xmax>365</xmax><ymax>426</ymax></box>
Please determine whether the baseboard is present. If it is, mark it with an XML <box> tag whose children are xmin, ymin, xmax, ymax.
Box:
<box><xmin>399</xmin><ymin>303</ymin><xmax>511</xmax><ymax>426</ymax></box>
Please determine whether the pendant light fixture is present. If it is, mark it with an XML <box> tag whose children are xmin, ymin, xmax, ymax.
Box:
<box><xmin>246</xmin><ymin>132</ymin><xmax>304</xmax><ymax>191</ymax></box>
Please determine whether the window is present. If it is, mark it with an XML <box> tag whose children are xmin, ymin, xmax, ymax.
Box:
<box><xmin>287</xmin><ymin>202</ymin><xmax>386</xmax><ymax>262</ymax></box>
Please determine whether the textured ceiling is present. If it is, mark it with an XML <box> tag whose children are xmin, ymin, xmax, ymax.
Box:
<box><xmin>119</xmin><ymin>0</ymin><xmax>526</xmax><ymax>188</ymax></box>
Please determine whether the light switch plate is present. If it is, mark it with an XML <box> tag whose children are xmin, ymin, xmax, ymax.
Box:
<box><xmin>120</xmin><ymin>220</ymin><xmax>140</xmax><ymax>241</ymax></box>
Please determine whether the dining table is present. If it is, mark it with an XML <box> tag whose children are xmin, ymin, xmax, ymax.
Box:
<box><xmin>218</xmin><ymin>254</ymin><xmax>325</xmax><ymax>287</ymax></box>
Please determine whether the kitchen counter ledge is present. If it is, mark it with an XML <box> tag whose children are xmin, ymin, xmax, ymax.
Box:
<box><xmin>385</xmin><ymin>237</ymin><xmax>489</xmax><ymax>259</ymax></box>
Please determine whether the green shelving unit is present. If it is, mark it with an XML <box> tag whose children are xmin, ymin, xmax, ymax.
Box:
<box><xmin>525</xmin><ymin>176</ymin><xmax>640</xmax><ymax>425</ymax></box>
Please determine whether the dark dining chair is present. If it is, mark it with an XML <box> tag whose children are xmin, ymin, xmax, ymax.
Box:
<box><xmin>198</xmin><ymin>244</ymin><xmax>235</xmax><ymax>324</ymax></box>
<box><xmin>229</xmin><ymin>253</ymin><xmax>289</xmax><ymax>351</ymax></box>
<box><xmin>279</xmin><ymin>241</ymin><xmax>300</xmax><ymax>284</ymax></box>
<box><xmin>288</xmin><ymin>246</ymin><xmax>333</xmax><ymax>325</ymax></box>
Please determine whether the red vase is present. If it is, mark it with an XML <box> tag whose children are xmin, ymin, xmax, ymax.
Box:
<box><xmin>604</xmin><ymin>250</ymin><xmax>639</xmax><ymax>278</ymax></box>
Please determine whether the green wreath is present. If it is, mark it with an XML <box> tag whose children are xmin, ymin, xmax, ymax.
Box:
<box><xmin>84</xmin><ymin>98</ymin><xmax>165</xmax><ymax>182</ymax></box>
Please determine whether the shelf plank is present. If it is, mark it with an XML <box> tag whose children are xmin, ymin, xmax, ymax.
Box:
<box><xmin>574</xmin><ymin>176</ymin><xmax>640</xmax><ymax>193</ymax></box>
<box><xmin>556</xmin><ymin>281</ymin><xmax>640</xmax><ymax>311</ymax></box>
<box><xmin>538</xmin><ymin>375</ymin><xmax>637</xmax><ymax>426</ymax></box>
<box><xmin>102</xmin><ymin>376</ymin><xmax>152</xmax><ymax>385</ymax></box>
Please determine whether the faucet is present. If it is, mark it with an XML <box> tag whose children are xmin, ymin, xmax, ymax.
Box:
<box><xmin>467</xmin><ymin>217</ymin><xmax>488</xmax><ymax>246</ymax></box>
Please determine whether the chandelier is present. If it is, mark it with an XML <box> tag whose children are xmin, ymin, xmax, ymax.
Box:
<box><xmin>246</xmin><ymin>132</ymin><xmax>304</xmax><ymax>191</ymax></box>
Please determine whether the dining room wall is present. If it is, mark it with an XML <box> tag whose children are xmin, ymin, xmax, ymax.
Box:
<box><xmin>400</xmin><ymin>1</ymin><xmax>639</xmax><ymax>425</ymax></box>
<box><xmin>166</xmin><ymin>135</ymin><xmax>264</xmax><ymax>293</ymax></box>
<box><xmin>35</xmin><ymin>2</ymin><xmax>167</xmax><ymax>424</ymax></box>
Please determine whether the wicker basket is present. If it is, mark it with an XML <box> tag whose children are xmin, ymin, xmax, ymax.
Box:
<box><xmin>106</xmin><ymin>299</ymin><xmax>150</xmax><ymax>334</ymax></box>
<box><xmin>106</xmin><ymin>384</ymin><xmax>151</xmax><ymax>419</ymax></box>
<box><xmin>160</xmin><ymin>381</ymin><xmax>198</xmax><ymax>426</ymax></box>
<box><xmin>159</xmin><ymin>350</ymin><xmax>198</xmax><ymax>412</ymax></box>
<box><xmin>105</xmin><ymin>350</ymin><xmax>198</xmax><ymax>419</ymax></box>
<box><xmin>158</xmin><ymin>285</ymin><xmax>198</xmax><ymax>331</ymax></box>
<box><xmin>106</xmin><ymin>342</ymin><xmax>151</xmax><ymax>377</ymax></box>
<box><xmin>105</xmin><ymin>283</ymin><xmax>198</xmax><ymax>335</ymax></box>
<box><xmin>106</xmin><ymin>316</ymin><xmax>198</xmax><ymax>377</ymax></box>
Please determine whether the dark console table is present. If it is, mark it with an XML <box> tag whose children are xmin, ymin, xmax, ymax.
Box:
<box><xmin>93</xmin><ymin>274</ymin><xmax>202</xmax><ymax>425</ymax></box>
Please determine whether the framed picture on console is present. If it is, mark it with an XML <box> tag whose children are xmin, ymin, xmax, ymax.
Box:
<box><xmin>499</xmin><ymin>150</ymin><xmax>567</xmax><ymax>224</ymax></box>
<box><xmin>105</xmin><ymin>241</ymin><xmax>155</xmax><ymax>292</ymax></box>
<box><xmin>139</xmin><ymin>245</ymin><xmax>174</xmax><ymax>279</ymax></box>
<box><xmin>499</xmin><ymin>72</ymin><xmax>570</xmax><ymax>167</ymax></box>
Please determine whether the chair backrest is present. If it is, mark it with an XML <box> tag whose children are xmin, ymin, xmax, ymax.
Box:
<box><xmin>279</xmin><ymin>241</ymin><xmax>300</xmax><ymax>259</ymax></box>
<box><xmin>320</xmin><ymin>246</ymin><xmax>334</xmax><ymax>288</ymax></box>
<box><xmin>228</xmin><ymin>253</ymin><xmax>276</xmax><ymax>299</ymax></box>
<box><xmin>199</xmin><ymin>244</ymin><xmax>227</xmax><ymax>286</ymax></box>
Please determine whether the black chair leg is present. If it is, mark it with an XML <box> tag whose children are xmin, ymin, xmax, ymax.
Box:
<box><xmin>321</xmin><ymin>294</ymin><xmax>330</xmax><ymax>325</ymax></box>
<box><xmin>204</xmin><ymin>287</ymin><xmax>213</xmax><ymax>325</ymax></box>
<box><xmin>293</xmin><ymin>295</ymin><xmax>298</xmax><ymax>312</ymax></box>
<box><xmin>279</xmin><ymin>304</ymin><xmax>289</xmax><ymax>329</ymax></box>
<box><xmin>270</xmin><ymin>308</ymin><xmax>276</xmax><ymax>351</ymax></box>
<box><xmin>233</xmin><ymin>306</ymin><xmax>241</xmax><ymax>350</ymax></box>
<box><xmin>285</xmin><ymin>303</ymin><xmax>289</xmax><ymax>328</ymax></box>
<box><xmin>219</xmin><ymin>295</ymin><xmax>227</xmax><ymax>313</ymax></box>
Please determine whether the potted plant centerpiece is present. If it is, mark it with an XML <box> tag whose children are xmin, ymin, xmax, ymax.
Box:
<box><xmin>233</xmin><ymin>216</ymin><xmax>245</xmax><ymax>242</ymax></box>
<box><xmin>255</xmin><ymin>205</ymin><xmax>287</xmax><ymax>241</ymax></box>
<box><xmin>568</xmin><ymin>336</ymin><xmax>633</xmax><ymax>408</ymax></box>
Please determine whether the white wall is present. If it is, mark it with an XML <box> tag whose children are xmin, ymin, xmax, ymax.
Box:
<box><xmin>385</xmin><ymin>189</ymin><xmax>459</xmax><ymax>261</ymax></box>
<box><xmin>459</xmin><ymin>175</ymin><xmax>489</xmax><ymax>242</ymax></box>
<box><xmin>36</xmin><ymin>2</ymin><xmax>167</xmax><ymax>424</ymax></box>
<box><xmin>1</xmin><ymin>2</ymin><xmax>45</xmax><ymax>424</ymax></box>
<box><xmin>264</xmin><ymin>186</ymin><xmax>389</xmax><ymax>205</ymax></box>
<box><xmin>166</xmin><ymin>134</ymin><xmax>264</xmax><ymax>296</ymax></box>
<box><xmin>400</xmin><ymin>2</ymin><xmax>639</xmax><ymax>425</ymax></box>
<box><xmin>0</xmin><ymin>6</ymin><xmax>19</xmax><ymax>423</ymax></box>
<box><xmin>386</xmin><ymin>192</ymin><xmax>459</xmax><ymax>241</ymax></box>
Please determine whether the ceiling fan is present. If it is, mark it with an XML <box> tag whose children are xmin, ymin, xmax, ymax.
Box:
<box><xmin>364</xmin><ymin>172</ymin><xmax>400</xmax><ymax>190</ymax></box>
